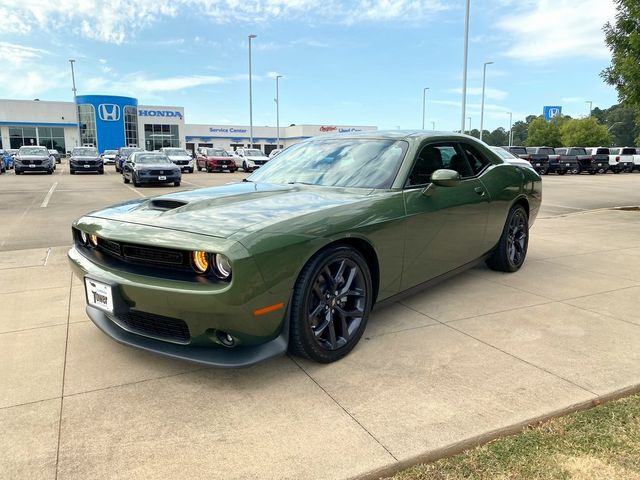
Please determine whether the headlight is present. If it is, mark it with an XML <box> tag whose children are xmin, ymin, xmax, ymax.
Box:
<box><xmin>89</xmin><ymin>234</ymin><xmax>98</xmax><ymax>247</ymax></box>
<box><xmin>80</xmin><ymin>231</ymin><xmax>88</xmax><ymax>244</ymax></box>
<box><xmin>214</xmin><ymin>254</ymin><xmax>232</xmax><ymax>279</ymax></box>
<box><xmin>192</xmin><ymin>251</ymin><xmax>210</xmax><ymax>273</ymax></box>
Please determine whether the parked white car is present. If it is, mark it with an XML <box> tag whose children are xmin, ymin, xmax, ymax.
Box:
<box><xmin>160</xmin><ymin>147</ymin><xmax>194</xmax><ymax>173</ymax></box>
<box><xmin>101</xmin><ymin>149</ymin><xmax>118</xmax><ymax>165</ymax></box>
<box><xmin>608</xmin><ymin>147</ymin><xmax>635</xmax><ymax>173</ymax></box>
<box><xmin>235</xmin><ymin>148</ymin><xmax>269</xmax><ymax>172</ymax></box>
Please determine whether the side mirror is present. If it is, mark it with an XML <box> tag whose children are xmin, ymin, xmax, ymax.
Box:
<box><xmin>431</xmin><ymin>169</ymin><xmax>461</xmax><ymax>187</ymax></box>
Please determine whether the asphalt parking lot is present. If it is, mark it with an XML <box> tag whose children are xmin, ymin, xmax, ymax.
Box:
<box><xmin>2</xmin><ymin>162</ymin><xmax>640</xmax><ymax>479</ymax></box>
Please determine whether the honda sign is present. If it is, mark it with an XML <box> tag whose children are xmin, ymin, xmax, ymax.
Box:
<box><xmin>98</xmin><ymin>104</ymin><xmax>121</xmax><ymax>122</ymax></box>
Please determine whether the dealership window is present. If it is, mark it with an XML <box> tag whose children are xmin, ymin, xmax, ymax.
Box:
<box><xmin>144</xmin><ymin>124</ymin><xmax>179</xmax><ymax>151</ymax></box>
<box><xmin>9</xmin><ymin>126</ymin><xmax>37</xmax><ymax>149</ymax></box>
<box><xmin>78</xmin><ymin>104</ymin><xmax>97</xmax><ymax>147</ymax></box>
<box><xmin>124</xmin><ymin>106</ymin><xmax>139</xmax><ymax>147</ymax></box>
<box><xmin>38</xmin><ymin>127</ymin><xmax>66</xmax><ymax>152</ymax></box>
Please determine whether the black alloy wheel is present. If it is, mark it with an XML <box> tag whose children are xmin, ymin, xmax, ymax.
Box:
<box><xmin>289</xmin><ymin>245</ymin><xmax>372</xmax><ymax>363</ymax></box>
<box><xmin>486</xmin><ymin>204</ymin><xmax>529</xmax><ymax>272</ymax></box>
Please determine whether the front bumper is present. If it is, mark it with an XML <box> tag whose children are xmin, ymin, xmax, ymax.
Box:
<box><xmin>15</xmin><ymin>161</ymin><xmax>53</xmax><ymax>171</ymax></box>
<box><xmin>136</xmin><ymin>172</ymin><xmax>181</xmax><ymax>183</ymax></box>
<box><xmin>71</xmin><ymin>161</ymin><xmax>103</xmax><ymax>171</ymax></box>
<box><xmin>67</xmin><ymin>244</ymin><xmax>289</xmax><ymax>367</ymax></box>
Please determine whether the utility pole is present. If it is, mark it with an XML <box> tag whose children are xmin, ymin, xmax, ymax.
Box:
<box><xmin>69</xmin><ymin>59</ymin><xmax>81</xmax><ymax>146</ymax></box>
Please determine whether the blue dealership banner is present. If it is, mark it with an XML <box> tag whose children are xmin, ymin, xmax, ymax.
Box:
<box><xmin>76</xmin><ymin>95</ymin><xmax>138</xmax><ymax>152</ymax></box>
<box><xmin>543</xmin><ymin>106</ymin><xmax>562</xmax><ymax>121</ymax></box>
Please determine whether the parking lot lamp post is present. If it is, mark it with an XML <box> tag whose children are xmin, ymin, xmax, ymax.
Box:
<box><xmin>275</xmin><ymin>75</ymin><xmax>283</xmax><ymax>149</ymax></box>
<box><xmin>248</xmin><ymin>34</ymin><xmax>257</xmax><ymax>148</ymax></box>
<box><xmin>431</xmin><ymin>121</ymin><xmax>435</xmax><ymax>131</ymax></box>
<box><xmin>69</xmin><ymin>59</ymin><xmax>80</xmax><ymax>146</ymax></box>
<box><xmin>422</xmin><ymin>87</ymin><xmax>429</xmax><ymax>129</ymax></box>
<box><xmin>507</xmin><ymin>111</ymin><xmax>513</xmax><ymax>147</ymax></box>
<box><xmin>467</xmin><ymin>116</ymin><xmax>471</xmax><ymax>134</ymax></box>
<box><xmin>586</xmin><ymin>100</ymin><xmax>593</xmax><ymax>117</ymax></box>
<box><xmin>460</xmin><ymin>0</ymin><xmax>471</xmax><ymax>133</ymax></box>
<box><xmin>479</xmin><ymin>61</ymin><xmax>493</xmax><ymax>141</ymax></box>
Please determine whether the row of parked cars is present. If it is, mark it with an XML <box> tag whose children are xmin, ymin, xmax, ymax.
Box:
<box><xmin>503</xmin><ymin>146</ymin><xmax>640</xmax><ymax>175</ymax></box>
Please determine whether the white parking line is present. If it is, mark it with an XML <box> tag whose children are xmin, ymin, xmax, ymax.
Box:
<box><xmin>180</xmin><ymin>179</ymin><xmax>204</xmax><ymax>187</ymax></box>
<box><xmin>125</xmin><ymin>185</ymin><xmax>146</xmax><ymax>197</ymax></box>
<box><xmin>40</xmin><ymin>182</ymin><xmax>58</xmax><ymax>207</ymax></box>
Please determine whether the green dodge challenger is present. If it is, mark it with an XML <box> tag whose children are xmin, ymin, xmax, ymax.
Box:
<box><xmin>68</xmin><ymin>131</ymin><xmax>541</xmax><ymax>366</ymax></box>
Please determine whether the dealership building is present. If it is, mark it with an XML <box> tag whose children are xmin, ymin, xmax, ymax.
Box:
<box><xmin>0</xmin><ymin>95</ymin><xmax>376</xmax><ymax>156</ymax></box>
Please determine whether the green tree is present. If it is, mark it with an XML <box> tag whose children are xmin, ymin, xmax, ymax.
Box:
<box><xmin>560</xmin><ymin>117</ymin><xmax>611</xmax><ymax>146</ymax></box>
<box><xmin>526</xmin><ymin>116</ymin><xmax>562</xmax><ymax>147</ymax></box>
<box><xmin>602</xmin><ymin>0</ymin><xmax>640</xmax><ymax>108</ymax></box>
<box><xmin>510</xmin><ymin>121</ymin><xmax>528</xmax><ymax>145</ymax></box>
<box><xmin>485</xmin><ymin>127</ymin><xmax>508</xmax><ymax>146</ymax></box>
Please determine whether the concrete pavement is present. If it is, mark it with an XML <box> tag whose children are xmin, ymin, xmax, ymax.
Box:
<box><xmin>2</xmin><ymin>168</ymin><xmax>640</xmax><ymax>479</ymax></box>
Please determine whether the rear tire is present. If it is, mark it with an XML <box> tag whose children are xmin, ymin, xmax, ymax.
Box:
<box><xmin>486</xmin><ymin>204</ymin><xmax>529</xmax><ymax>273</ymax></box>
<box><xmin>288</xmin><ymin>245</ymin><xmax>372</xmax><ymax>363</ymax></box>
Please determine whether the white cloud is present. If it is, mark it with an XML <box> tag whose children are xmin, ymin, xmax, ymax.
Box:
<box><xmin>0</xmin><ymin>0</ymin><xmax>449</xmax><ymax>44</ymax></box>
<box><xmin>0</xmin><ymin>42</ymin><xmax>50</xmax><ymax>67</ymax></box>
<box><xmin>497</xmin><ymin>0</ymin><xmax>616</xmax><ymax>62</ymax></box>
<box><xmin>447</xmin><ymin>87</ymin><xmax>508</xmax><ymax>101</ymax></box>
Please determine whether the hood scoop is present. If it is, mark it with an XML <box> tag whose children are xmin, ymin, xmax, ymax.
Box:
<box><xmin>149</xmin><ymin>199</ymin><xmax>189</xmax><ymax>211</ymax></box>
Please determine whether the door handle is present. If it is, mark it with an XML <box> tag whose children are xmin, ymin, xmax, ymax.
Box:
<box><xmin>474</xmin><ymin>186</ymin><xmax>485</xmax><ymax>196</ymax></box>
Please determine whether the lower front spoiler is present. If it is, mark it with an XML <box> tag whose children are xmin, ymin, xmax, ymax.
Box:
<box><xmin>87</xmin><ymin>305</ymin><xmax>288</xmax><ymax>368</ymax></box>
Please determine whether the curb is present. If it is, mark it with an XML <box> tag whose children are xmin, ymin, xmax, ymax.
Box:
<box><xmin>354</xmin><ymin>382</ymin><xmax>640</xmax><ymax>480</ymax></box>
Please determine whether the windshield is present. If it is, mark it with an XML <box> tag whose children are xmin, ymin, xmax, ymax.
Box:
<box><xmin>510</xmin><ymin>147</ymin><xmax>527</xmax><ymax>154</ymax></box>
<box><xmin>134</xmin><ymin>154</ymin><xmax>172</xmax><ymax>165</ymax></box>
<box><xmin>205</xmin><ymin>148</ymin><xmax>229</xmax><ymax>156</ymax></box>
<box><xmin>72</xmin><ymin>147</ymin><xmax>98</xmax><ymax>156</ymax></box>
<box><xmin>19</xmin><ymin>147</ymin><xmax>47</xmax><ymax>155</ymax></box>
<box><xmin>164</xmin><ymin>148</ymin><xmax>190</xmax><ymax>156</ymax></box>
<box><xmin>609</xmin><ymin>148</ymin><xmax>620</xmax><ymax>154</ymax></box>
<box><xmin>104</xmin><ymin>150</ymin><xmax>117</xmax><ymax>155</ymax></box>
<box><xmin>538</xmin><ymin>148</ymin><xmax>555</xmax><ymax>154</ymax></box>
<box><xmin>248</xmin><ymin>138</ymin><xmax>408</xmax><ymax>189</ymax></box>
<box><xmin>245</xmin><ymin>149</ymin><xmax>264</xmax><ymax>156</ymax></box>
<box><xmin>491</xmin><ymin>148</ymin><xmax>517</xmax><ymax>160</ymax></box>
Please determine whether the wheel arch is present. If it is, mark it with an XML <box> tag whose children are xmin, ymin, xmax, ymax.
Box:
<box><xmin>512</xmin><ymin>195</ymin><xmax>530</xmax><ymax>218</ymax></box>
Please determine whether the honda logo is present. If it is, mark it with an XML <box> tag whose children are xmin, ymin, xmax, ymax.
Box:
<box><xmin>548</xmin><ymin>107</ymin><xmax>560</xmax><ymax>118</ymax></box>
<box><xmin>98</xmin><ymin>104</ymin><xmax>121</xmax><ymax>122</ymax></box>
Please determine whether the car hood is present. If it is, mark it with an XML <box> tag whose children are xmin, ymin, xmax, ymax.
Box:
<box><xmin>204</xmin><ymin>156</ymin><xmax>233</xmax><ymax>161</ymax></box>
<box><xmin>245</xmin><ymin>156</ymin><xmax>269</xmax><ymax>161</ymax></box>
<box><xmin>167</xmin><ymin>155</ymin><xmax>192</xmax><ymax>161</ymax></box>
<box><xmin>86</xmin><ymin>182</ymin><xmax>372</xmax><ymax>239</ymax></box>
<box><xmin>72</xmin><ymin>155</ymin><xmax>100</xmax><ymax>160</ymax></box>
<box><xmin>134</xmin><ymin>163</ymin><xmax>180</xmax><ymax>170</ymax></box>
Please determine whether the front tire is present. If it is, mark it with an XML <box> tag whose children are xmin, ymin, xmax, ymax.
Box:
<box><xmin>123</xmin><ymin>176</ymin><xmax>130</xmax><ymax>184</ymax></box>
<box><xmin>174</xmin><ymin>181</ymin><xmax>181</xmax><ymax>187</ymax></box>
<box><xmin>486</xmin><ymin>204</ymin><xmax>529</xmax><ymax>273</ymax></box>
<box><xmin>133</xmin><ymin>174</ymin><xmax>140</xmax><ymax>187</ymax></box>
<box><xmin>289</xmin><ymin>245</ymin><xmax>373</xmax><ymax>363</ymax></box>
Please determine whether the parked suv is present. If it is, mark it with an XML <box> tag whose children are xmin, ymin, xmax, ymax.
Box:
<box><xmin>115</xmin><ymin>147</ymin><xmax>144</xmax><ymax>172</ymax></box>
<box><xmin>69</xmin><ymin>146</ymin><xmax>103</xmax><ymax>174</ymax></box>
<box><xmin>160</xmin><ymin>147</ymin><xmax>194</xmax><ymax>173</ymax></box>
<box><xmin>196</xmin><ymin>148</ymin><xmax>237</xmax><ymax>173</ymax></box>
<box><xmin>235</xmin><ymin>148</ymin><xmax>269</xmax><ymax>172</ymax></box>
<box><xmin>14</xmin><ymin>146</ymin><xmax>55</xmax><ymax>174</ymax></box>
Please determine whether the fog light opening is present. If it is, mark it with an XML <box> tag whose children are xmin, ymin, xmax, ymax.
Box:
<box><xmin>216</xmin><ymin>330</ymin><xmax>236</xmax><ymax>347</ymax></box>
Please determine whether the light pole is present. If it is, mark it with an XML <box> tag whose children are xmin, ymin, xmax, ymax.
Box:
<box><xmin>422</xmin><ymin>87</ymin><xmax>429</xmax><ymax>130</ymax></box>
<box><xmin>460</xmin><ymin>0</ymin><xmax>471</xmax><ymax>133</ymax></box>
<box><xmin>248</xmin><ymin>34</ymin><xmax>257</xmax><ymax>148</ymax></box>
<box><xmin>507</xmin><ymin>111</ymin><xmax>513</xmax><ymax>147</ymax></box>
<box><xmin>69</xmin><ymin>59</ymin><xmax>81</xmax><ymax>146</ymax></box>
<box><xmin>431</xmin><ymin>121</ymin><xmax>435</xmax><ymax>131</ymax></box>
<box><xmin>467</xmin><ymin>116</ymin><xmax>472</xmax><ymax>134</ymax></box>
<box><xmin>275</xmin><ymin>75</ymin><xmax>283</xmax><ymax>150</ymax></box>
<box><xmin>479</xmin><ymin>61</ymin><xmax>493</xmax><ymax>141</ymax></box>
<box><xmin>586</xmin><ymin>100</ymin><xmax>593</xmax><ymax>117</ymax></box>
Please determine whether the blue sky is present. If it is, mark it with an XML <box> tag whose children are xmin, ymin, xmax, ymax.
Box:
<box><xmin>0</xmin><ymin>0</ymin><xmax>618</xmax><ymax>131</ymax></box>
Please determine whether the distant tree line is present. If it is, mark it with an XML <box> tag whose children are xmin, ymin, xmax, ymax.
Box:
<box><xmin>470</xmin><ymin>103</ymin><xmax>638</xmax><ymax>147</ymax></box>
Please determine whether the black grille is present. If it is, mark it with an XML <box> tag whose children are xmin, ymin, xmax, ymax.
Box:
<box><xmin>149</xmin><ymin>169</ymin><xmax>169</xmax><ymax>175</ymax></box>
<box><xmin>254</xmin><ymin>160</ymin><xmax>267</xmax><ymax>165</ymax></box>
<box><xmin>119</xmin><ymin>310</ymin><xmax>190</xmax><ymax>343</ymax></box>
<box><xmin>99</xmin><ymin>238</ymin><xmax>121</xmax><ymax>255</ymax></box>
<box><xmin>122</xmin><ymin>245</ymin><xmax>184</xmax><ymax>265</ymax></box>
<box><xmin>175</xmin><ymin>160</ymin><xmax>189</xmax><ymax>165</ymax></box>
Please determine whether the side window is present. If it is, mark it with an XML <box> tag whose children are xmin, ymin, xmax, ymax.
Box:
<box><xmin>405</xmin><ymin>143</ymin><xmax>456</xmax><ymax>187</ymax></box>
<box><xmin>459</xmin><ymin>143</ymin><xmax>491</xmax><ymax>176</ymax></box>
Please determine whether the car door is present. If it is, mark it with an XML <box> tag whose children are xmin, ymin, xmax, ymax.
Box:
<box><xmin>400</xmin><ymin>141</ymin><xmax>490</xmax><ymax>290</ymax></box>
